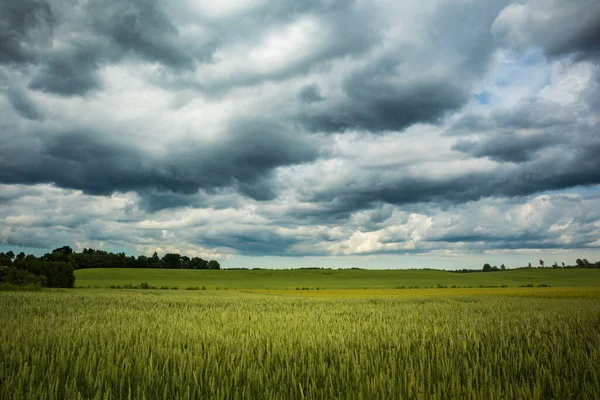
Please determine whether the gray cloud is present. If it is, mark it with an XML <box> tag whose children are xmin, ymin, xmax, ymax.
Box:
<box><xmin>299</xmin><ymin>84</ymin><xmax>324</xmax><ymax>104</ymax></box>
<box><xmin>5</xmin><ymin>86</ymin><xmax>43</xmax><ymax>119</ymax></box>
<box><xmin>492</xmin><ymin>0</ymin><xmax>600</xmax><ymax>61</ymax></box>
<box><xmin>87</xmin><ymin>0</ymin><xmax>196</xmax><ymax>69</ymax></box>
<box><xmin>299</xmin><ymin>68</ymin><xmax>469</xmax><ymax>133</ymax></box>
<box><xmin>0</xmin><ymin>0</ymin><xmax>55</xmax><ymax>64</ymax></box>
<box><xmin>450</xmin><ymin>98</ymin><xmax>579</xmax><ymax>162</ymax></box>
<box><xmin>297</xmin><ymin>0</ymin><xmax>509</xmax><ymax>133</ymax></box>
<box><xmin>28</xmin><ymin>43</ymin><xmax>102</xmax><ymax>95</ymax></box>
<box><xmin>7</xmin><ymin>0</ymin><xmax>216</xmax><ymax>96</ymax></box>
<box><xmin>447</xmin><ymin>98</ymin><xmax>579</xmax><ymax>137</ymax></box>
<box><xmin>0</xmin><ymin>119</ymin><xmax>322</xmax><ymax>201</ymax></box>
<box><xmin>301</xmin><ymin>130</ymin><xmax>600</xmax><ymax>219</ymax></box>
<box><xmin>2</xmin><ymin>0</ymin><xmax>600</xmax><ymax>262</ymax></box>
<box><xmin>452</xmin><ymin>134</ymin><xmax>553</xmax><ymax>163</ymax></box>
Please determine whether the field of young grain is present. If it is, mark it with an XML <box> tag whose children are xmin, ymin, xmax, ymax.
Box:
<box><xmin>1</xmin><ymin>288</ymin><xmax>599</xmax><ymax>399</ymax></box>
<box><xmin>75</xmin><ymin>267</ymin><xmax>600</xmax><ymax>289</ymax></box>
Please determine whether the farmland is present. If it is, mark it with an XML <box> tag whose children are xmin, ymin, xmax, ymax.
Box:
<box><xmin>75</xmin><ymin>267</ymin><xmax>600</xmax><ymax>289</ymax></box>
<box><xmin>2</xmin><ymin>286</ymin><xmax>600</xmax><ymax>399</ymax></box>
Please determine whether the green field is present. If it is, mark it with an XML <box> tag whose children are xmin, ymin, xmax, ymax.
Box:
<box><xmin>5</xmin><ymin>269</ymin><xmax>600</xmax><ymax>398</ymax></box>
<box><xmin>1</xmin><ymin>288</ymin><xmax>600</xmax><ymax>399</ymax></box>
<box><xmin>75</xmin><ymin>267</ymin><xmax>600</xmax><ymax>289</ymax></box>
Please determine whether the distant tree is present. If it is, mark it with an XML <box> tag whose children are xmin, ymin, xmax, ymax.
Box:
<box><xmin>46</xmin><ymin>246</ymin><xmax>73</xmax><ymax>262</ymax></box>
<box><xmin>208</xmin><ymin>260</ymin><xmax>221</xmax><ymax>270</ymax></box>
<box><xmin>162</xmin><ymin>253</ymin><xmax>182</xmax><ymax>269</ymax></box>
<box><xmin>528</xmin><ymin>262</ymin><xmax>532</xmax><ymax>268</ymax></box>
<box><xmin>189</xmin><ymin>257</ymin><xmax>208</xmax><ymax>269</ymax></box>
<box><xmin>500</xmin><ymin>264</ymin><xmax>506</xmax><ymax>270</ymax></box>
<box><xmin>576</xmin><ymin>258</ymin><xmax>584</xmax><ymax>268</ymax></box>
<box><xmin>181</xmin><ymin>256</ymin><xmax>190</xmax><ymax>269</ymax></box>
<box><xmin>0</xmin><ymin>253</ymin><xmax>12</xmax><ymax>267</ymax></box>
<box><xmin>539</xmin><ymin>260</ymin><xmax>544</xmax><ymax>268</ymax></box>
<box><xmin>136</xmin><ymin>255</ymin><xmax>150</xmax><ymax>268</ymax></box>
<box><xmin>6</xmin><ymin>251</ymin><xmax>15</xmax><ymax>260</ymax></box>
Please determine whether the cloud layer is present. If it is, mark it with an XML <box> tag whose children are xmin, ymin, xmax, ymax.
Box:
<box><xmin>1</xmin><ymin>0</ymin><xmax>599</xmax><ymax>266</ymax></box>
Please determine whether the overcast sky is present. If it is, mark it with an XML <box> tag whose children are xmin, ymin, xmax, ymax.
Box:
<box><xmin>1</xmin><ymin>0</ymin><xmax>600</xmax><ymax>269</ymax></box>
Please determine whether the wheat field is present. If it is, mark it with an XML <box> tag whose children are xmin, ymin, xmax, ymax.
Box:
<box><xmin>1</xmin><ymin>288</ymin><xmax>599</xmax><ymax>399</ymax></box>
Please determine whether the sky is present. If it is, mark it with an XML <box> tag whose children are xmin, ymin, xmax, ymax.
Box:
<box><xmin>1</xmin><ymin>0</ymin><xmax>600</xmax><ymax>269</ymax></box>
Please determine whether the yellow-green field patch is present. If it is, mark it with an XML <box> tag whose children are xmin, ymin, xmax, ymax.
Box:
<box><xmin>2</xmin><ymin>289</ymin><xmax>600</xmax><ymax>399</ymax></box>
<box><xmin>249</xmin><ymin>286</ymin><xmax>600</xmax><ymax>298</ymax></box>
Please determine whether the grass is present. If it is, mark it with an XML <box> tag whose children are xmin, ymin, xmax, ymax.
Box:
<box><xmin>1</xmin><ymin>288</ymin><xmax>599</xmax><ymax>399</ymax></box>
<box><xmin>75</xmin><ymin>267</ymin><xmax>600</xmax><ymax>289</ymax></box>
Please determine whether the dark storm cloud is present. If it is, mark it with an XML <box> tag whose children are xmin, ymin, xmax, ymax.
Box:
<box><xmin>429</xmin><ymin>234</ymin><xmax>583</xmax><ymax>251</ymax></box>
<box><xmin>298</xmin><ymin>84</ymin><xmax>324</xmax><ymax>104</ymax></box>
<box><xmin>450</xmin><ymin>98</ymin><xmax>587</xmax><ymax>162</ymax></box>
<box><xmin>299</xmin><ymin>71</ymin><xmax>469</xmax><ymax>133</ymax></box>
<box><xmin>6</xmin><ymin>86</ymin><xmax>43</xmax><ymax>120</ymax></box>
<box><xmin>447</xmin><ymin>97</ymin><xmax>578</xmax><ymax>137</ymax></box>
<box><xmin>0</xmin><ymin>130</ymin><xmax>147</xmax><ymax>194</ymax></box>
<box><xmin>208</xmin><ymin>119</ymin><xmax>319</xmax><ymax>189</ymax></box>
<box><xmin>0</xmin><ymin>0</ymin><xmax>55</xmax><ymax>64</ymax></box>
<box><xmin>86</xmin><ymin>0</ymin><xmax>196</xmax><ymax>69</ymax></box>
<box><xmin>28</xmin><ymin>43</ymin><xmax>103</xmax><ymax>95</ymax></box>
<box><xmin>198</xmin><ymin>230</ymin><xmax>301</xmax><ymax>256</ymax></box>
<box><xmin>494</xmin><ymin>98</ymin><xmax>576</xmax><ymax>129</ymax></box>
<box><xmin>297</xmin><ymin>0</ymin><xmax>508</xmax><ymax>133</ymax></box>
<box><xmin>137</xmin><ymin>193</ymin><xmax>209</xmax><ymax>213</ymax></box>
<box><xmin>136</xmin><ymin>189</ymin><xmax>245</xmax><ymax>212</ymax></box>
<box><xmin>3</xmin><ymin>228</ymin><xmax>52</xmax><ymax>249</ymax></box>
<box><xmin>583</xmin><ymin>69</ymin><xmax>600</xmax><ymax>113</ymax></box>
<box><xmin>554</xmin><ymin>23</ymin><xmax>600</xmax><ymax>61</ymax></box>
<box><xmin>188</xmin><ymin>5</ymin><xmax>379</xmax><ymax>96</ymax></box>
<box><xmin>303</xmin><ymin>132</ymin><xmax>600</xmax><ymax>218</ymax></box>
<box><xmin>260</xmin><ymin>0</ymin><xmax>354</xmax><ymax>16</ymax></box>
<box><xmin>532</xmin><ymin>5</ymin><xmax>600</xmax><ymax>61</ymax></box>
<box><xmin>3</xmin><ymin>0</ymin><xmax>214</xmax><ymax>96</ymax></box>
<box><xmin>492</xmin><ymin>0</ymin><xmax>600</xmax><ymax>62</ymax></box>
<box><xmin>452</xmin><ymin>133</ymin><xmax>558</xmax><ymax>163</ymax></box>
<box><xmin>0</xmin><ymin>119</ymin><xmax>321</xmax><ymax>203</ymax></box>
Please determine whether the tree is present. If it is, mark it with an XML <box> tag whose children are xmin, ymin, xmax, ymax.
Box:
<box><xmin>189</xmin><ymin>257</ymin><xmax>208</xmax><ymax>269</ymax></box>
<box><xmin>576</xmin><ymin>258</ymin><xmax>584</xmax><ymax>268</ymax></box>
<box><xmin>500</xmin><ymin>264</ymin><xmax>506</xmax><ymax>270</ymax></box>
<box><xmin>0</xmin><ymin>253</ymin><xmax>13</xmax><ymax>267</ymax></box>
<box><xmin>539</xmin><ymin>260</ymin><xmax>544</xmax><ymax>268</ymax></box>
<box><xmin>162</xmin><ymin>253</ymin><xmax>182</xmax><ymax>269</ymax></box>
<box><xmin>181</xmin><ymin>256</ymin><xmax>190</xmax><ymax>269</ymax></box>
<box><xmin>208</xmin><ymin>260</ymin><xmax>221</xmax><ymax>270</ymax></box>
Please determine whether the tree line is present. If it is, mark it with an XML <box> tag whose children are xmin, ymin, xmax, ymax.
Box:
<box><xmin>0</xmin><ymin>247</ymin><xmax>75</xmax><ymax>288</ymax></box>
<box><xmin>0</xmin><ymin>246</ymin><xmax>222</xmax><ymax>288</ymax></box>
<box><xmin>452</xmin><ymin>258</ymin><xmax>600</xmax><ymax>273</ymax></box>
<box><xmin>74</xmin><ymin>247</ymin><xmax>221</xmax><ymax>270</ymax></box>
